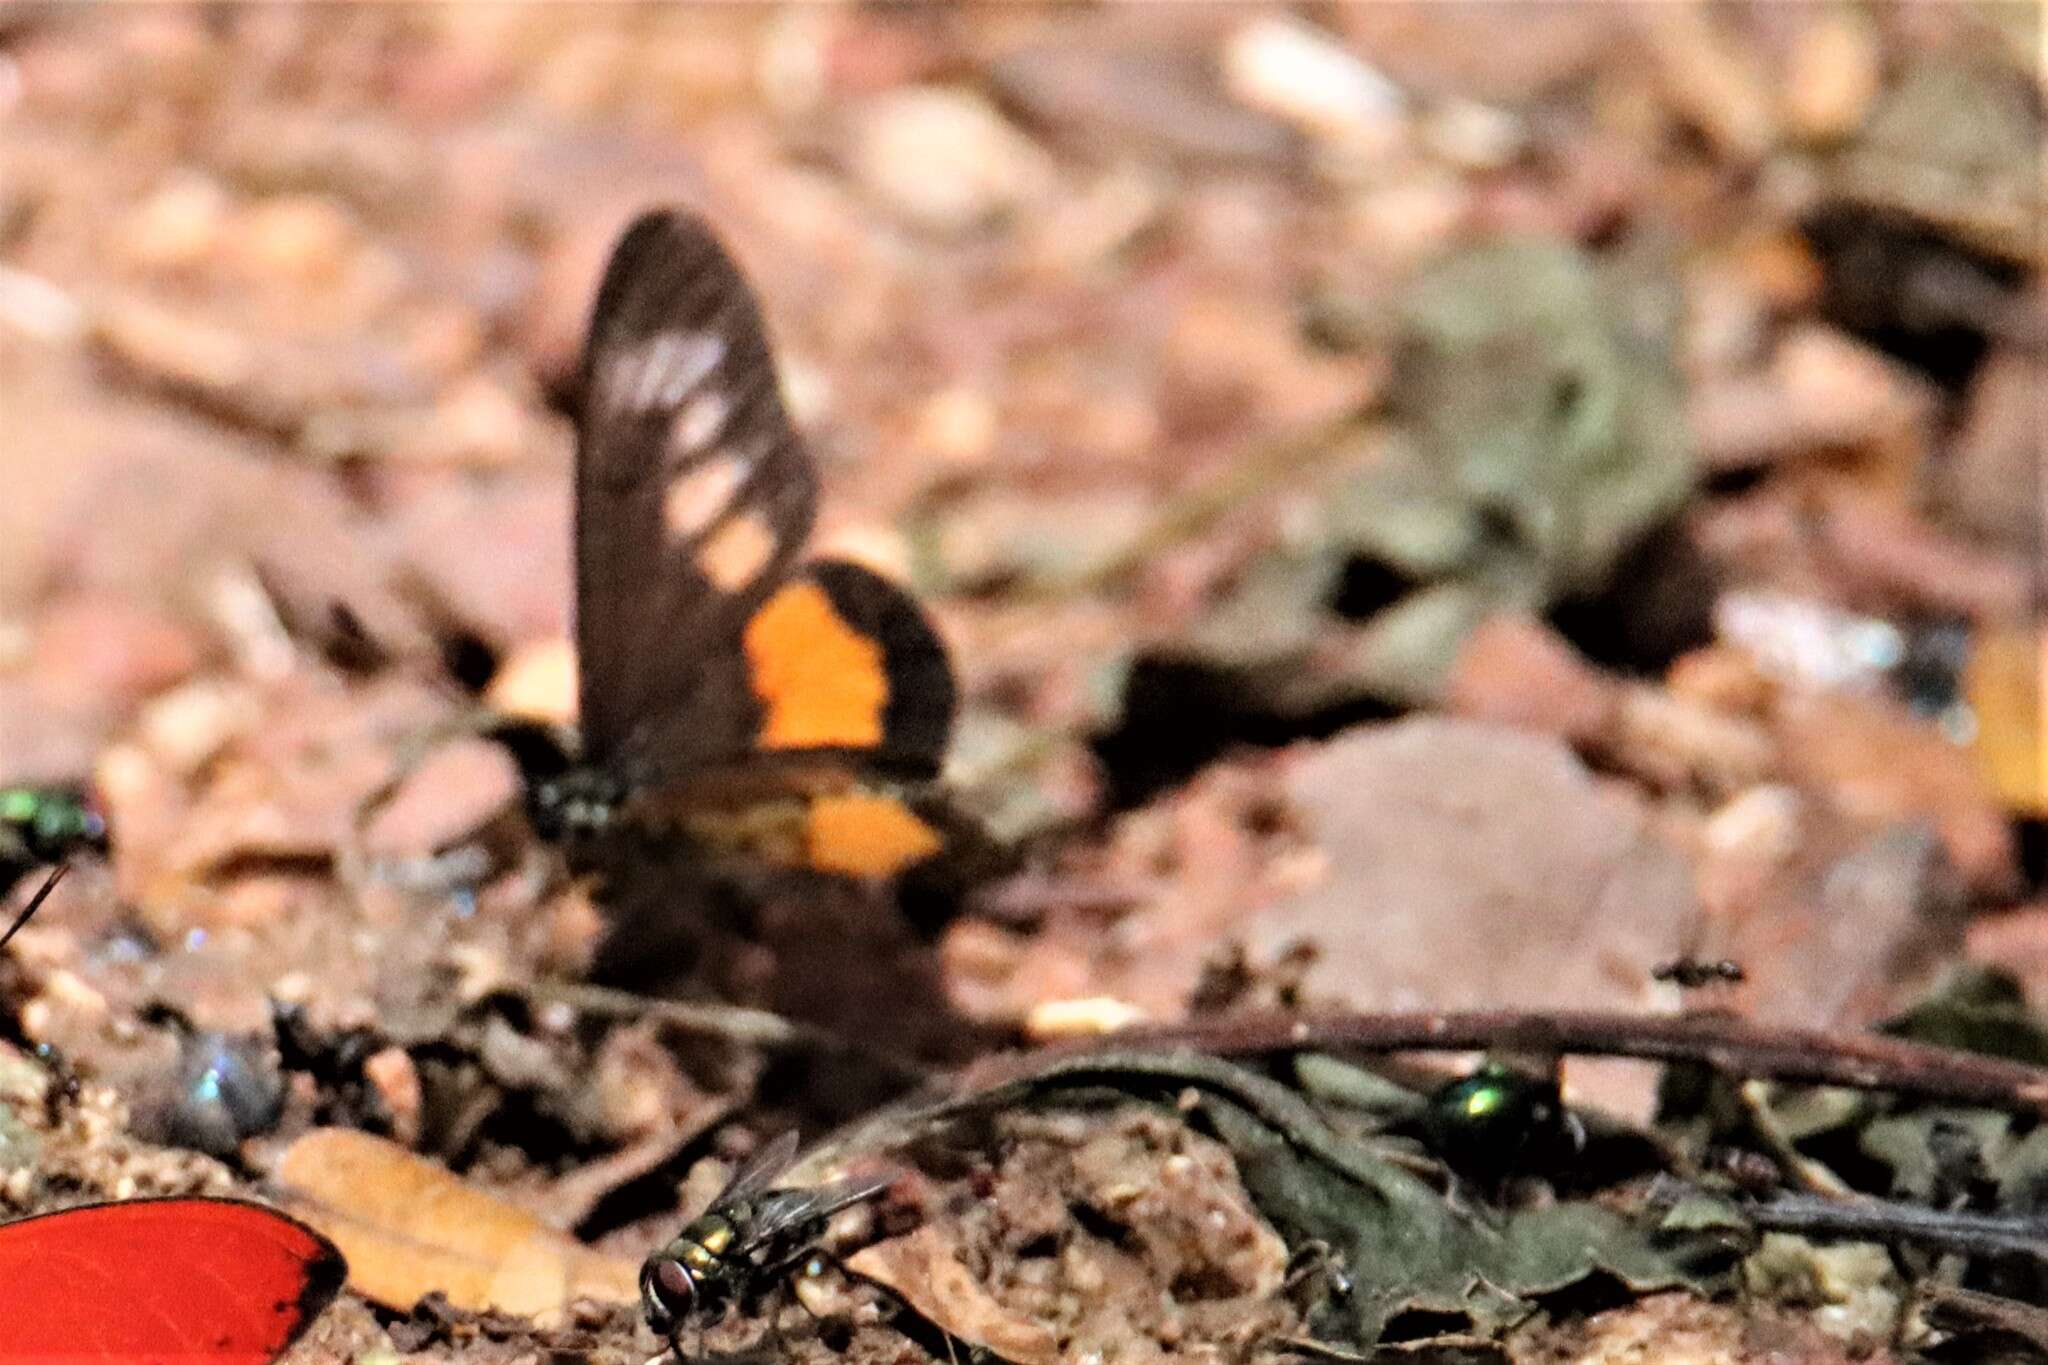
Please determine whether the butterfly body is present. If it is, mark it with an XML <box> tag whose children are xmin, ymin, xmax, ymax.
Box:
<box><xmin>542</xmin><ymin>209</ymin><xmax>958</xmax><ymax>884</ymax></box>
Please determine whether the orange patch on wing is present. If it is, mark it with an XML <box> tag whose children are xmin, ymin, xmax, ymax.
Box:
<box><xmin>804</xmin><ymin>791</ymin><xmax>942</xmax><ymax>877</ymax></box>
<box><xmin>743</xmin><ymin>581</ymin><xmax>888</xmax><ymax>750</ymax></box>
<box><xmin>696</xmin><ymin>512</ymin><xmax>777</xmax><ymax>591</ymax></box>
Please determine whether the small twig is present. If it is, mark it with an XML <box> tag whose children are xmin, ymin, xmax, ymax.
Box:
<box><xmin>1006</xmin><ymin>1009</ymin><xmax>2048</xmax><ymax>1120</ymax></box>
<box><xmin>1735</xmin><ymin>1078</ymin><xmax>1853</xmax><ymax>1197</ymax></box>
<box><xmin>0</xmin><ymin>864</ymin><xmax>70</xmax><ymax>954</ymax></box>
<box><xmin>1748</xmin><ymin>1192</ymin><xmax>2048</xmax><ymax>1263</ymax></box>
<box><xmin>1012</xmin><ymin>403</ymin><xmax>1382</xmax><ymax>604</ymax></box>
<box><xmin>523</xmin><ymin>979</ymin><xmax>930</xmax><ymax>1086</ymax></box>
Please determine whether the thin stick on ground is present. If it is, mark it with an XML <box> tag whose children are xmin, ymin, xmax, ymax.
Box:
<box><xmin>982</xmin><ymin>1008</ymin><xmax>2048</xmax><ymax>1120</ymax></box>
<box><xmin>0</xmin><ymin>864</ymin><xmax>69</xmax><ymax>954</ymax></box>
<box><xmin>524</xmin><ymin>978</ymin><xmax>931</xmax><ymax>1086</ymax></box>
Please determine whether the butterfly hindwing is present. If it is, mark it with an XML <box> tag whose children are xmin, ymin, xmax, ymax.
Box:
<box><xmin>575</xmin><ymin>208</ymin><xmax>818</xmax><ymax>774</ymax></box>
<box><xmin>567</xmin><ymin>207</ymin><xmax>961</xmax><ymax>881</ymax></box>
<box><xmin>736</xmin><ymin>559</ymin><xmax>954</xmax><ymax>777</ymax></box>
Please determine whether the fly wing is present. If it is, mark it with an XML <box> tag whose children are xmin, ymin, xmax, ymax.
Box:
<box><xmin>575</xmin><ymin>208</ymin><xmax>817</xmax><ymax>776</ymax></box>
<box><xmin>709</xmin><ymin>1129</ymin><xmax>804</xmax><ymax>1205</ymax></box>
<box><xmin>740</xmin><ymin>1167</ymin><xmax>900</xmax><ymax>1250</ymax></box>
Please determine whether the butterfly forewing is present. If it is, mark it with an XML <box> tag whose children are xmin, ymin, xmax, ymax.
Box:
<box><xmin>576</xmin><ymin>210</ymin><xmax>818</xmax><ymax>772</ymax></box>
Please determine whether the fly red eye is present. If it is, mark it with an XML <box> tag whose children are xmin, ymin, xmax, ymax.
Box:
<box><xmin>642</xmin><ymin>1256</ymin><xmax>697</xmax><ymax>1330</ymax></box>
<box><xmin>657</xmin><ymin>1259</ymin><xmax>695</xmax><ymax>1302</ymax></box>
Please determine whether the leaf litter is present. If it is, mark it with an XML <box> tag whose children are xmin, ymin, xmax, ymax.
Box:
<box><xmin>0</xmin><ymin>5</ymin><xmax>2044</xmax><ymax>1365</ymax></box>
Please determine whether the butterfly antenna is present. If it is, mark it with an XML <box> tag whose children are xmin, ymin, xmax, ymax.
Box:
<box><xmin>0</xmin><ymin>862</ymin><xmax>68</xmax><ymax>954</ymax></box>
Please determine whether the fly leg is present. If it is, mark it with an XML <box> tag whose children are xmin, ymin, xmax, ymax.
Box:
<box><xmin>1283</xmin><ymin>1238</ymin><xmax>1354</xmax><ymax>1306</ymax></box>
<box><xmin>774</xmin><ymin>1245</ymin><xmax>845</xmax><ymax>1318</ymax></box>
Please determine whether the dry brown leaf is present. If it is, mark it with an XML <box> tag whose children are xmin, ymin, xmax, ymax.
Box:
<box><xmin>1966</xmin><ymin>624</ymin><xmax>2047</xmax><ymax>818</ymax></box>
<box><xmin>1774</xmin><ymin>690</ymin><xmax>2019</xmax><ymax>897</ymax></box>
<box><xmin>275</xmin><ymin>1127</ymin><xmax>640</xmax><ymax>1317</ymax></box>
<box><xmin>848</xmin><ymin>1225</ymin><xmax>1061</xmax><ymax>1365</ymax></box>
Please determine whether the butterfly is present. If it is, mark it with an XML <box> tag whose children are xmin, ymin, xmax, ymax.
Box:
<box><xmin>522</xmin><ymin>208</ymin><xmax>957</xmax><ymax>883</ymax></box>
<box><xmin>0</xmin><ymin>1197</ymin><xmax>346</xmax><ymax>1363</ymax></box>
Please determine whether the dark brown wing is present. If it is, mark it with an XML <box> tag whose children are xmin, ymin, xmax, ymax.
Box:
<box><xmin>575</xmin><ymin>208</ymin><xmax>817</xmax><ymax>775</ymax></box>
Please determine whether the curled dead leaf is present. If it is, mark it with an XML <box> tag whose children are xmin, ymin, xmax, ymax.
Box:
<box><xmin>275</xmin><ymin>1127</ymin><xmax>639</xmax><ymax>1317</ymax></box>
<box><xmin>848</xmin><ymin>1224</ymin><xmax>1061</xmax><ymax>1365</ymax></box>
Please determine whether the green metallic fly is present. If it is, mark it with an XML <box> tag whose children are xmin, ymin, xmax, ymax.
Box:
<box><xmin>0</xmin><ymin>785</ymin><xmax>106</xmax><ymax>896</ymax></box>
<box><xmin>640</xmin><ymin>1130</ymin><xmax>897</xmax><ymax>1358</ymax></box>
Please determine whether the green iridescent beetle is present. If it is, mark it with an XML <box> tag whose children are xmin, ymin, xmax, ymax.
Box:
<box><xmin>1424</xmin><ymin>1060</ymin><xmax>1584</xmax><ymax>1186</ymax></box>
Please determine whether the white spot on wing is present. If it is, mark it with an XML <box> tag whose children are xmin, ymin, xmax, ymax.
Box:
<box><xmin>669</xmin><ymin>391</ymin><xmax>730</xmax><ymax>455</ymax></box>
<box><xmin>602</xmin><ymin>331</ymin><xmax>725</xmax><ymax>415</ymax></box>
<box><xmin>697</xmin><ymin>513</ymin><xmax>777</xmax><ymax>591</ymax></box>
<box><xmin>664</xmin><ymin>453</ymin><xmax>750</xmax><ymax>538</ymax></box>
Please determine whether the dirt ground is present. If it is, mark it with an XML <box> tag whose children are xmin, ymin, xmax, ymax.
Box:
<box><xmin>0</xmin><ymin>6</ymin><xmax>2043</xmax><ymax>1364</ymax></box>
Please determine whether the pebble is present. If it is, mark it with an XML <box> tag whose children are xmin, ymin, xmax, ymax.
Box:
<box><xmin>1025</xmin><ymin>997</ymin><xmax>1149</xmax><ymax>1041</ymax></box>
<box><xmin>1613</xmin><ymin>687</ymin><xmax>1778</xmax><ymax>797</ymax></box>
<box><xmin>134</xmin><ymin>682</ymin><xmax>258</xmax><ymax>778</ymax></box>
<box><xmin>1023</xmin><ymin>165</ymin><xmax>1165</xmax><ymax>275</ymax></box>
<box><xmin>119</xmin><ymin>175</ymin><xmax>231</xmax><ymax>273</ymax></box>
<box><xmin>1780</xmin><ymin>7</ymin><xmax>1880</xmax><ymax>143</ymax></box>
<box><xmin>848</xmin><ymin>86</ymin><xmax>1056</xmax><ymax>235</ymax></box>
<box><xmin>1418</xmin><ymin>97</ymin><xmax>1524</xmax><ymax>170</ymax></box>
<box><xmin>1220</xmin><ymin>14</ymin><xmax>1404</xmax><ymax>145</ymax></box>
<box><xmin>908</xmin><ymin>383</ymin><xmax>999</xmax><ymax>468</ymax></box>
<box><xmin>1345</xmin><ymin>172</ymin><xmax>1470</xmax><ymax>268</ymax></box>
<box><xmin>485</xmin><ymin>639</ymin><xmax>577</xmax><ymax>725</ymax></box>
<box><xmin>364</xmin><ymin>1045</ymin><xmax>422</xmax><ymax>1147</ymax></box>
<box><xmin>236</xmin><ymin>194</ymin><xmax>360</xmax><ymax>289</ymax></box>
<box><xmin>1715</xmin><ymin>589</ymin><xmax>1901</xmax><ymax>694</ymax></box>
<box><xmin>1702</xmin><ymin>784</ymin><xmax>1803</xmax><ymax>862</ymax></box>
<box><xmin>93</xmin><ymin>299</ymin><xmax>252</xmax><ymax>395</ymax></box>
<box><xmin>393</xmin><ymin>373</ymin><xmax>535</xmax><ymax>466</ymax></box>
